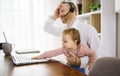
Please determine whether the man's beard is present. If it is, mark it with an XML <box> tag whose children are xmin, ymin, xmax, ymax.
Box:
<box><xmin>61</xmin><ymin>17</ymin><xmax>68</xmax><ymax>24</ymax></box>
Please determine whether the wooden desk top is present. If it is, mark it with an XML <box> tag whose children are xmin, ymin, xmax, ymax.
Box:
<box><xmin>0</xmin><ymin>53</ymin><xmax>87</xmax><ymax>76</ymax></box>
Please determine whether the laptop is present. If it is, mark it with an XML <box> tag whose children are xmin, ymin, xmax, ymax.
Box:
<box><xmin>11</xmin><ymin>54</ymin><xmax>49</xmax><ymax>65</ymax></box>
<box><xmin>3</xmin><ymin>31</ymin><xmax>49</xmax><ymax>65</ymax></box>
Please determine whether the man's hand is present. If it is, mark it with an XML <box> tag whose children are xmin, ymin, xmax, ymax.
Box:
<box><xmin>66</xmin><ymin>52</ymin><xmax>81</xmax><ymax>66</ymax></box>
<box><xmin>52</xmin><ymin>3</ymin><xmax>62</xmax><ymax>20</ymax></box>
<box><xmin>85</xmin><ymin>64</ymin><xmax>90</xmax><ymax>70</ymax></box>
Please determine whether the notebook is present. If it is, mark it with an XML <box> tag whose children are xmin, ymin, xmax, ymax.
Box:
<box><xmin>11</xmin><ymin>54</ymin><xmax>49</xmax><ymax>65</ymax></box>
<box><xmin>3</xmin><ymin>31</ymin><xmax>49</xmax><ymax>65</ymax></box>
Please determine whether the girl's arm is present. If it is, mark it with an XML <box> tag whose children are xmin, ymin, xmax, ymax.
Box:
<box><xmin>32</xmin><ymin>47</ymin><xmax>64</xmax><ymax>59</ymax></box>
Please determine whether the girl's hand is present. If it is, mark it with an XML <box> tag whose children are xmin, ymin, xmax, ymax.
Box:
<box><xmin>31</xmin><ymin>55</ymin><xmax>44</xmax><ymax>60</ymax></box>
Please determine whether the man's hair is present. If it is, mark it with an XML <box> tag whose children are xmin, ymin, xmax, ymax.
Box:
<box><xmin>62</xmin><ymin>28</ymin><xmax>81</xmax><ymax>44</ymax></box>
<box><xmin>62</xmin><ymin>2</ymin><xmax>78</xmax><ymax>15</ymax></box>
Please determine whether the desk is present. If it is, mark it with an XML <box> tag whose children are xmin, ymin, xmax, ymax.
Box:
<box><xmin>0</xmin><ymin>52</ymin><xmax>87</xmax><ymax>76</ymax></box>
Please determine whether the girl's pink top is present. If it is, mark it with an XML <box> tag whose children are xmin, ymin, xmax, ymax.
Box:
<box><xmin>40</xmin><ymin>44</ymin><xmax>97</xmax><ymax>67</ymax></box>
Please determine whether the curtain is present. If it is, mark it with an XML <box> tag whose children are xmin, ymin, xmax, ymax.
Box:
<box><xmin>0</xmin><ymin>0</ymin><xmax>61</xmax><ymax>52</ymax></box>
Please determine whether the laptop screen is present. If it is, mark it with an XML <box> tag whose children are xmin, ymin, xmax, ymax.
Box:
<box><xmin>3</xmin><ymin>31</ymin><xmax>8</xmax><ymax>43</ymax></box>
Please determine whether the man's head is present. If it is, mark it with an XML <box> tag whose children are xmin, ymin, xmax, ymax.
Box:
<box><xmin>62</xmin><ymin>2</ymin><xmax>75</xmax><ymax>14</ymax></box>
<box><xmin>59</xmin><ymin>2</ymin><xmax>77</xmax><ymax>24</ymax></box>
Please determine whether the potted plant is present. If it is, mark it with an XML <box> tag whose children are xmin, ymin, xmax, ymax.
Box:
<box><xmin>95</xmin><ymin>2</ymin><xmax>101</xmax><ymax>10</ymax></box>
<box><xmin>89</xmin><ymin>3</ymin><xmax>101</xmax><ymax>12</ymax></box>
<box><xmin>89</xmin><ymin>4</ymin><xmax>97</xmax><ymax>11</ymax></box>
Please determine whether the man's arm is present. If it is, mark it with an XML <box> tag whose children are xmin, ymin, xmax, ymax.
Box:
<box><xmin>43</xmin><ymin>3</ymin><xmax>66</xmax><ymax>37</ymax></box>
<box><xmin>87</xmin><ymin>26</ymin><xmax>100</xmax><ymax>50</ymax></box>
<box><xmin>86</xmin><ymin>26</ymin><xmax>107</xmax><ymax>58</ymax></box>
<box><xmin>43</xmin><ymin>16</ymin><xmax>66</xmax><ymax>37</ymax></box>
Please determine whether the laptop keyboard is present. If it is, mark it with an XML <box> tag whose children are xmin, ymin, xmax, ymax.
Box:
<box><xmin>14</xmin><ymin>55</ymin><xmax>32</xmax><ymax>62</ymax></box>
<box><xmin>12</xmin><ymin>55</ymin><xmax>49</xmax><ymax>65</ymax></box>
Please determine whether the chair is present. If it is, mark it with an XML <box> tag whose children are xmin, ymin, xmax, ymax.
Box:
<box><xmin>88</xmin><ymin>57</ymin><xmax>120</xmax><ymax>76</ymax></box>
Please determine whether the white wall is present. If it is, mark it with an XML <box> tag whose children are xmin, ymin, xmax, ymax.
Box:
<box><xmin>101</xmin><ymin>0</ymin><xmax>116</xmax><ymax>57</ymax></box>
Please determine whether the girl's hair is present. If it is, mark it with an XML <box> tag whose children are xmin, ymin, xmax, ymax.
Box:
<box><xmin>62</xmin><ymin>28</ymin><xmax>81</xmax><ymax>44</ymax></box>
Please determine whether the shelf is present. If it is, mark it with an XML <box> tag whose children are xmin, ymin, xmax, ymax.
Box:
<box><xmin>98</xmin><ymin>33</ymin><xmax>101</xmax><ymax>39</ymax></box>
<box><xmin>98</xmin><ymin>33</ymin><xmax>101</xmax><ymax>36</ymax></box>
<box><xmin>74</xmin><ymin>0</ymin><xmax>116</xmax><ymax>57</ymax></box>
<box><xmin>77</xmin><ymin>10</ymin><xmax>101</xmax><ymax>18</ymax></box>
<box><xmin>76</xmin><ymin>0</ymin><xmax>101</xmax><ymax>33</ymax></box>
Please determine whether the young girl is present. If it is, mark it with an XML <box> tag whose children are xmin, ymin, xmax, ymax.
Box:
<box><xmin>32</xmin><ymin>28</ymin><xmax>97</xmax><ymax>73</ymax></box>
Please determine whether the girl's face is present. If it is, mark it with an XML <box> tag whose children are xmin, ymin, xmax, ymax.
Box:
<box><xmin>62</xmin><ymin>34</ymin><xmax>77</xmax><ymax>50</ymax></box>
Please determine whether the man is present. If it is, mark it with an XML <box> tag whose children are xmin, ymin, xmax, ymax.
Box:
<box><xmin>43</xmin><ymin>2</ymin><xmax>101</xmax><ymax>72</ymax></box>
